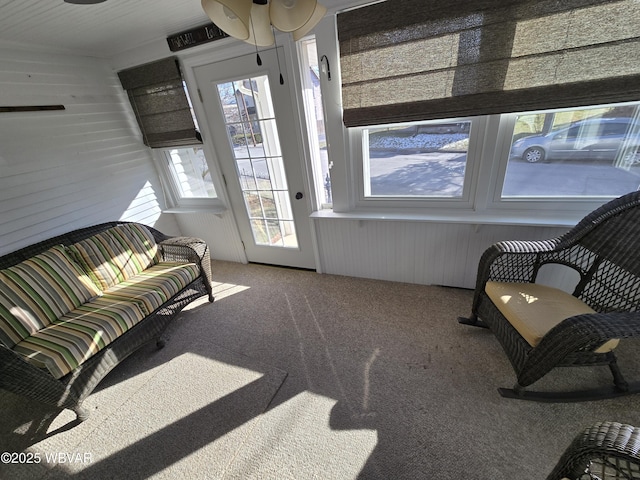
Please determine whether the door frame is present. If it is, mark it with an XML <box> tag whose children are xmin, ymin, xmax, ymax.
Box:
<box><xmin>186</xmin><ymin>44</ymin><xmax>319</xmax><ymax>270</ymax></box>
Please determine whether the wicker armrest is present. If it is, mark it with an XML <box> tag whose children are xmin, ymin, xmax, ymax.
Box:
<box><xmin>518</xmin><ymin>311</ymin><xmax>640</xmax><ymax>387</ymax></box>
<box><xmin>546</xmin><ymin>421</ymin><xmax>640</xmax><ymax>480</ymax></box>
<box><xmin>159</xmin><ymin>236</ymin><xmax>214</xmax><ymax>302</ymax></box>
<box><xmin>477</xmin><ymin>238</ymin><xmax>564</xmax><ymax>283</ymax></box>
<box><xmin>469</xmin><ymin>238</ymin><xmax>566</xmax><ymax>313</ymax></box>
<box><xmin>160</xmin><ymin>236</ymin><xmax>207</xmax><ymax>262</ymax></box>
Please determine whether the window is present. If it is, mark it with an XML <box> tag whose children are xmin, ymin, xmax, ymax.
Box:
<box><xmin>313</xmin><ymin>11</ymin><xmax>639</xmax><ymax>223</ymax></box>
<box><xmin>362</xmin><ymin>120</ymin><xmax>472</xmax><ymax>198</ymax></box>
<box><xmin>333</xmin><ymin>101</ymin><xmax>639</xmax><ymax>219</ymax></box>
<box><xmin>298</xmin><ymin>37</ymin><xmax>332</xmax><ymax>209</ymax></box>
<box><xmin>163</xmin><ymin>146</ymin><xmax>217</xmax><ymax>199</ymax></box>
<box><xmin>346</xmin><ymin>116</ymin><xmax>486</xmax><ymax>210</ymax></box>
<box><xmin>500</xmin><ymin>102</ymin><xmax>640</xmax><ymax>199</ymax></box>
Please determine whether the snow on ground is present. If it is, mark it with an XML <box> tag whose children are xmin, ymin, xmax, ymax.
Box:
<box><xmin>368</xmin><ymin>133</ymin><xmax>469</xmax><ymax>152</ymax></box>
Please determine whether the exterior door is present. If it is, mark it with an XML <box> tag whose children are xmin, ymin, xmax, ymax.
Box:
<box><xmin>194</xmin><ymin>49</ymin><xmax>316</xmax><ymax>269</ymax></box>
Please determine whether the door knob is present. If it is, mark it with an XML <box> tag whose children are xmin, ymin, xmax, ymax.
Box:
<box><xmin>295</xmin><ymin>192</ymin><xmax>304</xmax><ymax>200</ymax></box>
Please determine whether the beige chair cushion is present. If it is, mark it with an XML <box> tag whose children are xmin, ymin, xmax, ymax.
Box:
<box><xmin>485</xmin><ymin>281</ymin><xmax>619</xmax><ymax>353</ymax></box>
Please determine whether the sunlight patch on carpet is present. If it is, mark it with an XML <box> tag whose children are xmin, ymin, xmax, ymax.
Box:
<box><xmin>223</xmin><ymin>391</ymin><xmax>378</xmax><ymax>480</ymax></box>
<box><xmin>210</xmin><ymin>281</ymin><xmax>250</xmax><ymax>301</ymax></box>
<box><xmin>182</xmin><ymin>281</ymin><xmax>250</xmax><ymax>310</ymax></box>
<box><xmin>28</xmin><ymin>342</ymin><xmax>287</xmax><ymax>480</ymax></box>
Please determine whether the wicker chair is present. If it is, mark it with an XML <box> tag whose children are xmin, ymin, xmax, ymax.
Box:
<box><xmin>547</xmin><ymin>422</ymin><xmax>640</xmax><ymax>479</ymax></box>
<box><xmin>458</xmin><ymin>191</ymin><xmax>640</xmax><ymax>401</ymax></box>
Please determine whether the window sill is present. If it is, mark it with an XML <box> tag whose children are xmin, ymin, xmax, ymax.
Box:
<box><xmin>163</xmin><ymin>205</ymin><xmax>228</xmax><ymax>215</ymax></box>
<box><xmin>310</xmin><ymin>208</ymin><xmax>583</xmax><ymax>228</ymax></box>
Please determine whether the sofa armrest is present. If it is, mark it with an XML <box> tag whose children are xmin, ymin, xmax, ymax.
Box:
<box><xmin>159</xmin><ymin>236</ymin><xmax>214</xmax><ymax>302</ymax></box>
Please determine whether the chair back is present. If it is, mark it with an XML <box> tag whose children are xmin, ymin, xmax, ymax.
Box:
<box><xmin>554</xmin><ymin>191</ymin><xmax>640</xmax><ymax>312</ymax></box>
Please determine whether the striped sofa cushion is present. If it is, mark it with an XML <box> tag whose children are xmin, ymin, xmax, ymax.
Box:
<box><xmin>0</xmin><ymin>246</ymin><xmax>102</xmax><ymax>349</ymax></box>
<box><xmin>101</xmin><ymin>262</ymin><xmax>200</xmax><ymax>316</ymax></box>
<box><xmin>12</xmin><ymin>297</ymin><xmax>146</xmax><ymax>379</ymax></box>
<box><xmin>68</xmin><ymin>224</ymin><xmax>160</xmax><ymax>291</ymax></box>
<box><xmin>110</xmin><ymin>223</ymin><xmax>162</xmax><ymax>268</ymax></box>
<box><xmin>11</xmin><ymin>262</ymin><xmax>199</xmax><ymax>379</ymax></box>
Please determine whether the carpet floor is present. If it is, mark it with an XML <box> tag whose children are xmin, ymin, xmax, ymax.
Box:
<box><xmin>2</xmin><ymin>260</ymin><xmax>640</xmax><ymax>479</ymax></box>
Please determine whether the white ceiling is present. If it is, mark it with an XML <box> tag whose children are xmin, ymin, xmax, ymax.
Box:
<box><xmin>0</xmin><ymin>0</ymin><xmax>357</xmax><ymax>58</ymax></box>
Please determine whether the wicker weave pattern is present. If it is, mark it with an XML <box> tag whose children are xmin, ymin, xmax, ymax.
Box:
<box><xmin>462</xmin><ymin>191</ymin><xmax>640</xmax><ymax>398</ymax></box>
<box><xmin>547</xmin><ymin>422</ymin><xmax>640</xmax><ymax>479</ymax></box>
<box><xmin>0</xmin><ymin>221</ymin><xmax>214</xmax><ymax>420</ymax></box>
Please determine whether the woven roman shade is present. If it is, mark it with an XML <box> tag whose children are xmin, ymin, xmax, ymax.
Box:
<box><xmin>337</xmin><ymin>0</ymin><xmax>640</xmax><ymax>127</ymax></box>
<box><xmin>118</xmin><ymin>57</ymin><xmax>202</xmax><ymax>148</ymax></box>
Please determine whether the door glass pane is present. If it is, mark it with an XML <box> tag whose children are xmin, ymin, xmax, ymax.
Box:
<box><xmin>216</xmin><ymin>75</ymin><xmax>298</xmax><ymax>248</ymax></box>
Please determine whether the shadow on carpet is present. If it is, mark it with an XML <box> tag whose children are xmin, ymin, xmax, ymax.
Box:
<box><xmin>0</xmin><ymin>340</ymin><xmax>287</xmax><ymax>480</ymax></box>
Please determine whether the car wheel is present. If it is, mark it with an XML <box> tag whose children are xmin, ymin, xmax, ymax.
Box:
<box><xmin>523</xmin><ymin>147</ymin><xmax>545</xmax><ymax>163</ymax></box>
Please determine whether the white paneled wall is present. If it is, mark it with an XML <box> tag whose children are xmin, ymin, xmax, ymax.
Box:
<box><xmin>173</xmin><ymin>211</ymin><xmax>247</xmax><ymax>264</ymax></box>
<box><xmin>0</xmin><ymin>47</ymin><xmax>178</xmax><ymax>255</ymax></box>
<box><xmin>313</xmin><ymin>218</ymin><xmax>568</xmax><ymax>289</ymax></box>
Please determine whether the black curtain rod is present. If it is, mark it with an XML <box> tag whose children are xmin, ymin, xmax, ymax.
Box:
<box><xmin>0</xmin><ymin>105</ymin><xmax>65</xmax><ymax>113</ymax></box>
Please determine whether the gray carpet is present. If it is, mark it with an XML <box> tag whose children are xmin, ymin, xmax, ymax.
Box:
<box><xmin>2</xmin><ymin>260</ymin><xmax>640</xmax><ymax>479</ymax></box>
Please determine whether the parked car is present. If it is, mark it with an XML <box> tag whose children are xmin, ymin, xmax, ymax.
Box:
<box><xmin>510</xmin><ymin>117</ymin><xmax>640</xmax><ymax>164</ymax></box>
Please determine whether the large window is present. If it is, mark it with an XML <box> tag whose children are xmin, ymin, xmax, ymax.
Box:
<box><xmin>326</xmin><ymin>0</ymin><xmax>640</xmax><ymax>222</ymax></box>
<box><xmin>327</xmin><ymin>101</ymin><xmax>640</xmax><ymax>220</ymax></box>
<box><xmin>501</xmin><ymin>104</ymin><xmax>640</xmax><ymax>199</ymax></box>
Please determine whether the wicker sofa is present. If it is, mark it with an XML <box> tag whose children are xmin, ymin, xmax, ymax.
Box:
<box><xmin>458</xmin><ymin>191</ymin><xmax>640</xmax><ymax>401</ymax></box>
<box><xmin>0</xmin><ymin>222</ymin><xmax>214</xmax><ymax>421</ymax></box>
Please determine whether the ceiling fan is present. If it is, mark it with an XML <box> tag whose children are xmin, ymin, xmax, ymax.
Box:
<box><xmin>201</xmin><ymin>0</ymin><xmax>326</xmax><ymax>46</ymax></box>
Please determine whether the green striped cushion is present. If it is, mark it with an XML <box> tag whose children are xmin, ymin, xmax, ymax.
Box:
<box><xmin>67</xmin><ymin>225</ymin><xmax>160</xmax><ymax>291</ymax></box>
<box><xmin>0</xmin><ymin>246</ymin><xmax>102</xmax><ymax>349</ymax></box>
<box><xmin>122</xmin><ymin>262</ymin><xmax>199</xmax><ymax>298</ymax></box>
<box><xmin>101</xmin><ymin>262</ymin><xmax>199</xmax><ymax>315</ymax></box>
<box><xmin>110</xmin><ymin>224</ymin><xmax>161</xmax><ymax>269</ymax></box>
<box><xmin>67</xmin><ymin>231</ymin><xmax>132</xmax><ymax>290</ymax></box>
<box><xmin>12</xmin><ymin>297</ymin><xmax>146</xmax><ymax>379</ymax></box>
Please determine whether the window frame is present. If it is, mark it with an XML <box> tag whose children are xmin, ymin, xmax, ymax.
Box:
<box><xmin>310</xmin><ymin>12</ymin><xmax>639</xmax><ymax>226</ymax></box>
<box><xmin>153</xmin><ymin>144</ymin><xmax>226</xmax><ymax>213</ymax></box>
<box><xmin>350</xmin><ymin>116</ymin><xmax>487</xmax><ymax>211</ymax></box>
<box><xmin>296</xmin><ymin>35</ymin><xmax>333</xmax><ymax>212</ymax></box>
<box><xmin>483</xmin><ymin>104</ymin><xmax>640</xmax><ymax>217</ymax></box>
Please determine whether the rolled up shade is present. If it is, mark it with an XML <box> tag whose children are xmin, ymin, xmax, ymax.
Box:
<box><xmin>337</xmin><ymin>0</ymin><xmax>640</xmax><ymax>127</ymax></box>
<box><xmin>118</xmin><ymin>57</ymin><xmax>202</xmax><ymax>148</ymax></box>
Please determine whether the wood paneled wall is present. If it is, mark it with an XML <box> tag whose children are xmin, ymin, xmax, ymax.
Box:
<box><xmin>313</xmin><ymin>218</ymin><xmax>568</xmax><ymax>288</ymax></box>
<box><xmin>0</xmin><ymin>48</ymin><xmax>179</xmax><ymax>255</ymax></box>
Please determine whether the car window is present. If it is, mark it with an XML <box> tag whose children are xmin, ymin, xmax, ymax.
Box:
<box><xmin>602</xmin><ymin>122</ymin><xmax>628</xmax><ymax>136</ymax></box>
<box><xmin>565</xmin><ymin>126</ymin><xmax>580</xmax><ymax>139</ymax></box>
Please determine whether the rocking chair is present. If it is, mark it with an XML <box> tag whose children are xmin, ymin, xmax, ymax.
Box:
<box><xmin>459</xmin><ymin>191</ymin><xmax>640</xmax><ymax>402</ymax></box>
